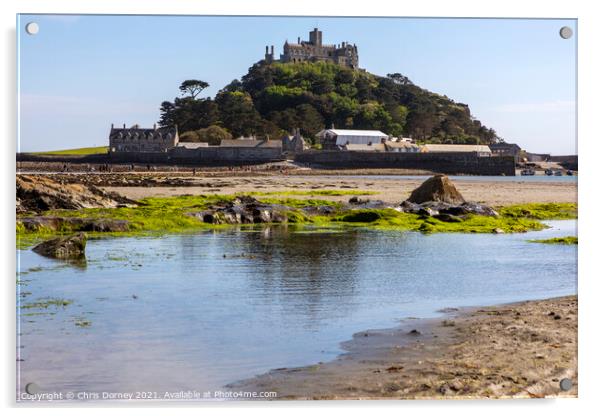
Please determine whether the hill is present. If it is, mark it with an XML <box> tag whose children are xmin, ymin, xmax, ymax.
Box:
<box><xmin>159</xmin><ymin>61</ymin><xmax>499</xmax><ymax>145</ymax></box>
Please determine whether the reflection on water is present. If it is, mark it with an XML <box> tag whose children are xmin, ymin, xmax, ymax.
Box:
<box><xmin>17</xmin><ymin>221</ymin><xmax>577</xmax><ymax>396</ymax></box>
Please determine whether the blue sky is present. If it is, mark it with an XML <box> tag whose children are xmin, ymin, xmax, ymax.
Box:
<box><xmin>18</xmin><ymin>15</ymin><xmax>576</xmax><ymax>154</ymax></box>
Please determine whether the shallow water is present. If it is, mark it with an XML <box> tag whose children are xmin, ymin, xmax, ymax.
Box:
<box><xmin>17</xmin><ymin>220</ymin><xmax>577</xmax><ymax>398</ymax></box>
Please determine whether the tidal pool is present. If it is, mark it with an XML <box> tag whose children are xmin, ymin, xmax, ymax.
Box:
<box><xmin>17</xmin><ymin>220</ymin><xmax>577</xmax><ymax>398</ymax></box>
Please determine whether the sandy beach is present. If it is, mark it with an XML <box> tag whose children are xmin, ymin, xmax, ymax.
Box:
<box><xmin>24</xmin><ymin>171</ymin><xmax>576</xmax><ymax>206</ymax></box>
<box><xmin>104</xmin><ymin>176</ymin><xmax>576</xmax><ymax>206</ymax></box>
<box><xmin>231</xmin><ymin>296</ymin><xmax>577</xmax><ymax>399</ymax></box>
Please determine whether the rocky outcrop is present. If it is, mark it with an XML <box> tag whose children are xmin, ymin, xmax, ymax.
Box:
<box><xmin>400</xmin><ymin>200</ymin><xmax>498</xmax><ymax>218</ymax></box>
<box><xmin>188</xmin><ymin>196</ymin><xmax>288</xmax><ymax>225</ymax></box>
<box><xmin>18</xmin><ymin>217</ymin><xmax>130</xmax><ymax>232</ymax></box>
<box><xmin>407</xmin><ymin>174</ymin><xmax>465</xmax><ymax>205</ymax></box>
<box><xmin>32</xmin><ymin>233</ymin><xmax>87</xmax><ymax>259</ymax></box>
<box><xmin>16</xmin><ymin>175</ymin><xmax>135</xmax><ymax>214</ymax></box>
<box><xmin>400</xmin><ymin>176</ymin><xmax>499</xmax><ymax>221</ymax></box>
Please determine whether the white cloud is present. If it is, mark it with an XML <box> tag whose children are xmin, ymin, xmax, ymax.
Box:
<box><xmin>494</xmin><ymin>100</ymin><xmax>575</xmax><ymax>113</ymax></box>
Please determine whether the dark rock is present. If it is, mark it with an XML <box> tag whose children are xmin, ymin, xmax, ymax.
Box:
<box><xmin>434</xmin><ymin>213</ymin><xmax>463</xmax><ymax>223</ymax></box>
<box><xmin>408</xmin><ymin>329</ymin><xmax>421</xmax><ymax>335</ymax></box>
<box><xmin>438</xmin><ymin>205</ymin><xmax>471</xmax><ymax>216</ymax></box>
<box><xmin>461</xmin><ymin>202</ymin><xmax>499</xmax><ymax>217</ymax></box>
<box><xmin>348</xmin><ymin>196</ymin><xmax>362</xmax><ymax>204</ymax></box>
<box><xmin>18</xmin><ymin>217</ymin><xmax>129</xmax><ymax>232</ymax></box>
<box><xmin>32</xmin><ymin>233</ymin><xmax>87</xmax><ymax>259</ymax></box>
<box><xmin>417</xmin><ymin>207</ymin><xmax>438</xmax><ymax>217</ymax></box>
<box><xmin>408</xmin><ymin>175</ymin><xmax>466</xmax><ymax>205</ymax></box>
<box><xmin>399</xmin><ymin>200</ymin><xmax>422</xmax><ymax>214</ymax></box>
<box><xmin>188</xmin><ymin>196</ymin><xmax>288</xmax><ymax>225</ymax></box>
<box><xmin>302</xmin><ymin>205</ymin><xmax>336</xmax><ymax>215</ymax></box>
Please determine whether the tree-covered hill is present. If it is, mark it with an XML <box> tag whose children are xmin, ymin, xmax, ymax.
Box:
<box><xmin>159</xmin><ymin>61</ymin><xmax>499</xmax><ymax>145</ymax></box>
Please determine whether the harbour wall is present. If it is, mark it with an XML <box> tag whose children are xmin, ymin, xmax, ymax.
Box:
<box><xmin>17</xmin><ymin>149</ymin><xmax>516</xmax><ymax>175</ymax></box>
<box><xmin>294</xmin><ymin>151</ymin><xmax>516</xmax><ymax>176</ymax></box>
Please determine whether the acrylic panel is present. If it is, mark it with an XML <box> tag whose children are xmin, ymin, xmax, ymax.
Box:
<box><xmin>16</xmin><ymin>14</ymin><xmax>577</xmax><ymax>402</ymax></box>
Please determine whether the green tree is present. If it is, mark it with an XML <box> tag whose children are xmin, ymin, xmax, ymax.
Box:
<box><xmin>215</xmin><ymin>91</ymin><xmax>264</xmax><ymax>137</ymax></box>
<box><xmin>180</xmin><ymin>125</ymin><xmax>232</xmax><ymax>145</ymax></box>
<box><xmin>159</xmin><ymin>97</ymin><xmax>219</xmax><ymax>132</ymax></box>
<box><xmin>179</xmin><ymin>80</ymin><xmax>210</xmax><ymax>98</ymax></box>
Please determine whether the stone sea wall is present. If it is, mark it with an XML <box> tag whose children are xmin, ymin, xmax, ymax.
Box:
<box><xmin>17</xmin><ymin>149</ymin><xmax>516</xmax><ymax>175</ymax></box>
<box><xmin>294</xmin><ymin>151</ymin><xmax>516</xmax><ymax>176</ymax></box>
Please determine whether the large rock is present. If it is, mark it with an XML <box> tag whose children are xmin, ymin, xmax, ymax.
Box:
<box><xmin>32</xmin><ymin>233</ymin><xmax>87</xmax><ymax>259</ymax></box>
<box><xmin>16</xmin><ymin>175</ymin><xmax>135</xmax><ymax>213</ymax></box>
<box><xmin>407</xmin><ymin>175</ymin><xmax>465</xmax><ymax>205</ymax></box>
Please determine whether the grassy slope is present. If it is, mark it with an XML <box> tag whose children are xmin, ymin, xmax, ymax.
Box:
<box><xmin>31</xmin><ymin>146</ymin><xmax>109</xmax><ymax>156</ymax></box>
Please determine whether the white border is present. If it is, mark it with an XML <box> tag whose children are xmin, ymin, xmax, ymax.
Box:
<box><xmin>2</xmin><ymin>1</ymin><xmax>600</xmax><ymax>415</ymax></box>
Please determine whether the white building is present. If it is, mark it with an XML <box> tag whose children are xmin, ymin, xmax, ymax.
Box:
<box><xmin>316</xmin><ymin>129</ymin><xmax>389</xmax><ymax>149</ymax></box>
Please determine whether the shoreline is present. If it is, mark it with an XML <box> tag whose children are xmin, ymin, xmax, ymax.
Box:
<box><xmin>229</xmin><ymin>296</ymin><xmax>577</xmax><ymax>400</ymax></box>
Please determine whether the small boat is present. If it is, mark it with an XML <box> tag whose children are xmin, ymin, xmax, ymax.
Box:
<box><xmin>520</xmin><ymin>168</ymin><xmax>535</xmax><ymax>176</ymax></box>
<box><xmin>545</xmin><ymin>169</ymin><xmax>553</xmax><ymax>176</ymax></box>
<box><xmin>554</xmin><ymin>170</ymin><xmax>563</xmax><ymax>176</ymax></box>
<box><xmin>566</xmin><ymin>170</ymin><xmax>574</xmax><ymax>176</ymax></box>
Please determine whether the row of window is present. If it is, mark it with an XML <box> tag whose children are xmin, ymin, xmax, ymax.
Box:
<box><xmin>112</xmin><ymin>133</ymin><xmax>173</xmax><ymax>141</ymax></box>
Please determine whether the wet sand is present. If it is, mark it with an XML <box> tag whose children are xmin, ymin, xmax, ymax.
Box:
<box><xmin>230</xmin><ymin>296</ymin><xmax>577</xmax><ymax>400</ymax></box>
<box><xmin>102</xmin><ymin>175</ymin><xmax>576</xmax><ymax>207</ymax></box>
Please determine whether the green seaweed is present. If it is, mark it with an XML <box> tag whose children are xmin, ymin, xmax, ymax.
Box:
<box><xmin>498</xmin><ymin>203</ymin><xmax>577</xmax><ymax>220</ymax></box>
<box><xmin>74</xmin><ymin>317</ymin><xmax>92</xmax><ymax>328</ymax></box>
<box><xmin>21</xmin><ymin>298</ymin><xmax>73</xmax><ymax>310</ymax></box>
<box><xmin>244</xmin><ymin>190</ymin><xmax>378</xmax><ymax>197</ymax></box>
<box><xmin>529</xmin><ymin>236</ymin><xmax>578</xmax><ymax>245</ymax></box>
<box><xmin>16</xmin><ymin>197</ymin><xmax>577</xmax><ymax>247</ymax></box>
<box><xmin>331</xmin><ymin>208</ymin><xmax>545</xmax><ymax>234</ymax></box>
<box><xmin>257</xmin><ymin>197</ymin><xmax>342</xmax><ymax>208</ymax></box>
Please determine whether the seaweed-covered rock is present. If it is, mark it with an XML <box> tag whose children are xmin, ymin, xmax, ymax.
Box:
<box><xmin>188</xmin><ymin>196</ymin><xmax>288</xmax><ymax>225</ymax></box>
<box><xmin>407</xmin><ymin>175</ymin><xmax>465</xmax><ymax>205</ymax></box>
<box><xmin>399</xmin><ymin>200</ymin><xmax>422</xmax><ymax>214</ymax></box>
<box><xmin>460</xmin><ymin>202</ymin><xmax>499</xmax><ymax>217</ymax></box>
<box><xmin>18</xmin><ymin>216</ymin><xmax>130</xmax><ymax>232</ymax></box>
<box><xmin>400</xmin><ymin>176</ymin><xmax>498</xmax><ymax>219</ymax></box>
<box><xmin>434</xmin><ymin>213</ymin><xmax>464</xmax><ymax>223</ymax></box>
<box><xmin>32</xmin><ymin>233</ymin><xmax>87</xmax><ymax>259</ymax></box>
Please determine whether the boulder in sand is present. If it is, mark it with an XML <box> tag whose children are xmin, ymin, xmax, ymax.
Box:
<box><xmin>407</xmin><ymin>175</ymin><xmax>465</xmax><ymax>205</ymax></box>
<box><xmin>32</xmin><ymin>232</ymin><xmax>87</xmax><ymax>260</ymax></box>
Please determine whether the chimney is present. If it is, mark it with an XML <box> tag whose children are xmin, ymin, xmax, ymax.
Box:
<box><xmin>265</xmin><ymin>45</ymin><xmax>269</xmax><ymax>54</ymax></box>
<box><xmin>153</xmin><ymin>123</ymin><xmax>157</xmax><ymax>130</ymax></box>
<box><xmin>123</xmin><ymin>123</ymin><xmax>126</xmax><ymax>129</ymax></box>
<box><xmin>271</xmin><ymin>45</ymin><xmax>274</xmax><ymax>55</ymax></box>
<box><xmin>297</xmin><ymin>36</ymin><xmax>300</xmax><ymax>44</ymax></box>
<box><xmin>111</xmin><ymin>123</ymin><xmax>114</xmax><ymax>129</ymax></box>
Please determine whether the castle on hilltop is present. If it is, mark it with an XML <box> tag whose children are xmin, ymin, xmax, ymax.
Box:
<box><xmin>264</xmin><ymin>28</ymin><xmax>359</xmax><ymax>69</ymax></box>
